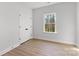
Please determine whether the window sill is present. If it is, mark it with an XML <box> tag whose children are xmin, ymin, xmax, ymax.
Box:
<box><xmin>43</xmin><ymin>31</ymin><xmax>57</xmax><ymax>33</ymax></box>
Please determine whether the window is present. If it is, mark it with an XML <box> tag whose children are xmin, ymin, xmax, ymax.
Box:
<box><xmin>43</xmin><ymin>13</ymin><xmax>56</xmax><ymax>33</ymax></box>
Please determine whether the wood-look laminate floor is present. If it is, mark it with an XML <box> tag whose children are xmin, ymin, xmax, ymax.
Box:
<box><xmin>3</xmin><ymin>39</ymin><xmax>79</xmax><ymax>56</ymax></box>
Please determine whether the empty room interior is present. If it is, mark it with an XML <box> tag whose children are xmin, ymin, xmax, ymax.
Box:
<box><xmin>0</xmin><ymin>2</ymin><xmax>79</xmax><ymax>56</ymax></box>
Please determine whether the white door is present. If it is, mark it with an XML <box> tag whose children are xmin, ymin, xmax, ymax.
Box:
<box><xmin>19</xmin><ymin>8</ymin><xmax>32</xmax><ymax>43</ymax></box>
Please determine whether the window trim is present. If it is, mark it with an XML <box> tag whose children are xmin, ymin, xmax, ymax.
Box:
<box><xmin>43</xmin><ymin>13</ymin><xmax>57</xmax><ymax>33</ymax></box>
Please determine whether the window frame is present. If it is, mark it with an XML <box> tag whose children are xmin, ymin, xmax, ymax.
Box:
<box><xmin>43</xmin><ymin>13</ymin><xmax>57</xmax><ymax>33</ymax></box>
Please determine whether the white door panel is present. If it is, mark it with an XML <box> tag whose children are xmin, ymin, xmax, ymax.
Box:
<box><xmin>19</xmin><ymin>8</ymin><xmax>32</xmax><ymax>43</ymax></box>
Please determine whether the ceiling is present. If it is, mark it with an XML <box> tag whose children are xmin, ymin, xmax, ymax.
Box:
<box><xmin>25</xmin><ymin>2</ymin><xmax>58</xmax><ymax>9</ymax></box>
<box><xmin>18</xmin><ymin>2</ymin><xmax>58</xmax><ymax>9</ymax></box>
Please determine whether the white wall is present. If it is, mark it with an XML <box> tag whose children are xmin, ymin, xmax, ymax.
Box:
<box><xmin>0</xmin><ymin>3</ymin><xmax>19</xmax><ymax>52</ymax></box>
<box><xmin>76</xmin><ymin>3</ymin><xmax>79</xmax><ymax>47</ymax></box>
<box><xmin>0</xmin><ymin>2</ymin><xmax>32</xmax><ymax>54</ymax></box>
<box><xmin>33</xmin><ymin>2</ymin><xmax>76</xmax><ymax>44</ymax></box>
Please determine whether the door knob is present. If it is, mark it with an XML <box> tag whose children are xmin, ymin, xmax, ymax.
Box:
<box><xmin>25</xmin><ymin>28</ymin><xmax>28</xmax><ymax>30</ymax></box>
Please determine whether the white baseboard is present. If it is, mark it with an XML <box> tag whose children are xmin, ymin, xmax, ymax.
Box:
<box><xmin>0</xmin><ymin>42</ymin><xmax>20</xmax><ymax>56</ymax></box>
<box><xmin>33</xmin><ymin>37</ymin><xmax>75</xmax><ymax>45</ymax></box>
<box><xmin>0</xmin><ymin>37</ymin><xmax>33</xmax><ymax>56</ymax></box>
<box><xmin>20</xmin><ymin>37</ymin><xmax>33</xmax><ymax>44</ymax></box>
